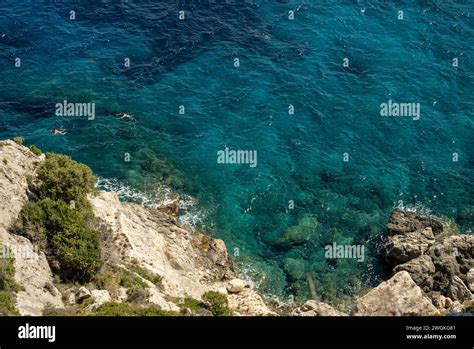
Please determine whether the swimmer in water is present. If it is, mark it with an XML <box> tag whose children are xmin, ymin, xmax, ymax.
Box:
<box><xmin>116</xmin><ymin>112</ymin><xmax>134</xmax><ymax>120</ymax></box>
<box><xmin>51</xmin><ymin>128</ymin><xmax>67</xmax><ymax>135</ymax></box>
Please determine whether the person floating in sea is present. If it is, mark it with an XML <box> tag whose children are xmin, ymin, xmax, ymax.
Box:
<box><xmin>115</xmin><ymin>112</ymin><xmax>134</xmax><ymax>121</ymax></box>
<box><xmin>51</xmin><ymin>127</ymin><xmax>67</xmax><ymax>135</ymax></box>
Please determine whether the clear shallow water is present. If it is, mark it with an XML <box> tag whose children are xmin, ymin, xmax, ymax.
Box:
<box><xmin>0</xmin><ymin>1</ymin><xmax>473</xmax><ymax>306</ymax></box>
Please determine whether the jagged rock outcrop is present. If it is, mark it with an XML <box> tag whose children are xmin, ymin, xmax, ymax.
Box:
<box><xmin>384</xmin><ymin>227</ymin><xmax>436</xmax><ymax>264</ymax></box>
<box><xmin>447</xmin><ymin>276</ymin><xmax>472</xmax><ymax>303</ymax></box>
<box><xmin>467</xmin><ymin>269</ymin><xmax>474</xmax><ymax>292</ymax></box>
<box><xmin>227</xmin><ymin>288</ymin><xmax>277</xmax><ymax>316</ymax></box>
<box><xmin>89</xmin><ymin>191</ymin><xmax>276</xmax><ymax>315</ymax></box>
<box><xmin>76</xmin><ymin>287</ymin><xmax>92</xmax><ymax>302</ymax></box>
<box><xmin>0</xmin><ymin>140</ymin><xmax>64</xmax><ymax>315</ymax></box>
<box><xmin>86</xmin><ymin>290</ymin><xmax>112</xmax><ymax>311</ymax></box>
<box><xmin>355</xmin><ymin>271</ymin><xmax>440</xmax><ymax>316</ymax></box>
<box><xmin>393</xmin><ymin>254</ymin><xmax>436</xmax><ymax>291</ymax></box>
<box><xmin>226</xmin><ymin>278</ymin><xmax>249</xmax><ymax>293</ymax></box>
<box><xmin>381</xmin><ymin>210</ymin><xmax>473</xmax><ymax>312</ymax></box>
<box><xmin>89</xmin><ymin>191</ymin><xmax>233</xmax><ymax>300</ymax></box>
<box><xmin>291</xmin><ymin>300</ymin><xmax>347</xmax><ymax>316</ymax></box>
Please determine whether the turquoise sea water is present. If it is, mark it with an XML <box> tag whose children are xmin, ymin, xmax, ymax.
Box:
<box><xmin>0</xmin><ymin>1</ymin><xmax>472</xmax><ymax>307</ymax></box>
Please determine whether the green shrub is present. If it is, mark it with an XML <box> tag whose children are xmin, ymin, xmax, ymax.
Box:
<box><xmin>50</xmin><ymin>224</ymin><xmax>102</xmax><ymax>282</ymax></box>
<box><xmin>38</xmin><ymin>198</ymin><xmax>92</xmax><ymax>234</ymax></box>
<box><xmin>15</xmin><ymin>199</ymin><xmax>101</xmax><ymax>282</ymax></box>
<box><xmin>25</xmin><ymin>174</ymin><xmax>33</xmax><ymax>187</ymax></box>
<box><xmin>118</xmin><ymin>268</ymin><xmax>149</xmax><ymax>303</ymax></box>
<box><xmin>0</xmin><ymin>246</ymin><xmax>20</xmax><ymax>316</ymax></box>
<box><xmin>93</xmin><ymin>268</ymin><xmax>120</xmax><ymax>297</ymax></box>
<box><xmin>128</xmin><ymin>264</ymin><xmax>162</xmax><ymax>286</ymax></box>
<box><xmin>12</xmin><ymin>202</ymin><xmax>48</xmax><ymax>250</ymax></box>
<box><xmin>462</xmin><ymin>302</ymin><xmax>474</xmax><ymax>313</ymax></box>
<box><xmin>182</xmin><ymin>297</ymin><xmax>205</xmax><ymax>311</ymax></box>
<box><xmin>0</xmin><ymin>247</ymin><xmax>19</xmax><ymax>293</ymax></box>
<box><xmin>94</xmin><ymin>302</ymin><xmax>178</xmax><ymax>316</ymax></box>
<box><xmin>14</xmin><ymin>153</ymin><xmax>102</xmax><ymax>283</ymax></box>
<box><xmin>36</xmin><ymin>153</ymin><xmax>96</xmax><ymax>204</ymax></box>
<box><xmin>180</xmin><ymin>297</ymin><xmax>210</xmax><ymax>315</ymax></box>
<box><xmin>126</xmin><ymin>287</ymin><xmax>149</xmax><ymax>304</ymax></box>
<box><xmin>0</xmin><ymin>292</ymin><xmax>18</xmax><ymax>316</ymax></box>
<box><xmin>202</xmin><ymin>291</ymin><xmax>232</xmax><ymax>316</ymax></box>
<box><xmin>43</xmin><ymin>306</ymin><xmax>88</xmax><ymax>316</ymax></box>
<box><xmin>28</xmin><ymin>145</ymin><xmax>42</xmax><ymax>156</ymax></box>
<box><xmin>119</xmin><ymin>269</ymin><xmax>149</xmax><ymax>290</ymax></box>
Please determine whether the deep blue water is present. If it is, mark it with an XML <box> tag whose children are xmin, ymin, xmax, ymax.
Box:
<box><xmin>0</xmin><ymin>1</ymin><xmax>473</xmax><ymax>306</ymax></box>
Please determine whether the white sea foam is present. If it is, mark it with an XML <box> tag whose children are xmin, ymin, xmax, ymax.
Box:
<box><xmin>395</xmin><ymin>200</ymin><xmax>433</xmax><ymax>217</ymax></box>
<box><xmin>236</xmin><ymin>262</ymin><xmax>290</xmax><ymax>307</ymax></box>
<box><xmin>394</xmin><ymin>201</ymin><xmax>459</xmax><ymax>229</ymax></box>
<box><xmin>96</xmin><ymin>177</ymin><xmax>207</xmax><ymax>230</ymax></box>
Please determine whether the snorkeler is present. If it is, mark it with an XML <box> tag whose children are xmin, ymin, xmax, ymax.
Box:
<box><xmin>116</xmin><ymin>112</ymin><xmax>134</xmax><ymax>120</ymax></box>
<box><xmin>51</xmin><ymin>128</ymin><xmax>67</xmax><ymax>135</ymax></box>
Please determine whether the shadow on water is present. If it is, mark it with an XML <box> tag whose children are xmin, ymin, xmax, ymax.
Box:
<box><xmin>41</xmin><ymin>0</ymin><xmax>270</xmax><ymax>84</ymax></box>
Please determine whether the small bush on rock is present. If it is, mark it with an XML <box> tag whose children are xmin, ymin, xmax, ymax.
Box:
<box><xmin>202</xmin><ymin>291</ymin><xmax>232</xmax><ymax>316</ymax></box>
<box><xmin>50</xmin><ymin>224</ymin><xmax>102</xmax><ymax>282</ymax></box>
<box><xmin>128</xmin><ymin>264</ymin><xmax>162</xmax><ymax>286</ymax></box>
<box><xmin>28</xmin><ymin>145</ymin><xmax>42</xmax><ymax>156</ymax></box>
<box><xmin>36</xmin><ymin>153</ymin><xmax>96</xmax><ymax>205</ymax></box>
<box><xmin>94</xmin><ymin>302</ymin><xmax>178</xmax><ymax>316</ymax></box>
<box><xmin>0</xmin><ymin>246</ymin><xmax>20</xmax><ymax>316</ymax></box>
<box><xmin>14</xmin><ymin>153</ymin><xmax>102</xmax><ymax>283</ymax></box>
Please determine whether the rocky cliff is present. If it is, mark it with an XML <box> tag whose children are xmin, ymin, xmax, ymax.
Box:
<box><xmin>0</xmin><ymin>140</ymin><xmax>275</xmax><ymax>316</ymax></box>
<box><xmin>0</xmin><ymin>139</ymin><xmax>472</xmax><ymax>317</ymax></box>
<box><xmin>0</xmin><ymin>140</ymin><xmax>64</xmax><ymax>315</ymax></box>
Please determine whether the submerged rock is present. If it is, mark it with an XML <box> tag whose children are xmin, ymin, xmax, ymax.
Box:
<box><xmin>274</xmin><ymin>216</ymin><xmax>318</xmax><ymax>249</ymax></box>
<box><xmin>283</xmin><ymin>257</ymin><xmax>306</xmax><ymax>281</ymax></box>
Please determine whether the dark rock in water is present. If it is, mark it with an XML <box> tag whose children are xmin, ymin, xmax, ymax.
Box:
<box><xmin>457</xmin><ymin>205</ymin><xmax>474</xmax><ymax>228</ymax></box>
<box><xmin>273</xmin><ymin>216</ymin><xmax>318</xmax><ymax>249</ymax></box>
<box><xmin>382</xmin><ymin>210</ymin><xmax>474</xmax><ymax>305</ymax></box>
<box><xmin>386</xmin><ymin>210</ymin><xmax>444</xmax><ymax>237</ymax></box>
<box><xmin>283</xmin><ymin>257</ymin><xmax>306</xmax><ymax>282</ymax></box>
<box><xmin>158</xmin><ymin>197</ymin><xmax>180</xmax><ymax>216</ymax></box>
